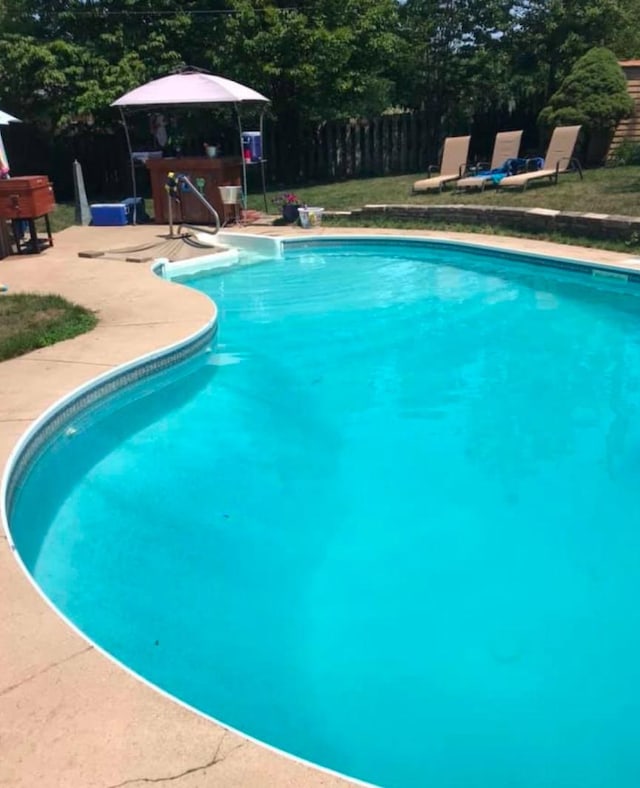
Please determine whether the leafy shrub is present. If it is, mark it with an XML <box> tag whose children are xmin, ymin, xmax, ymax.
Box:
<box><xmin>610</xmin><ymin>140</ymin><xmax>640</xmax><ymax>166</ymax></box>
<box><xmin>539</xmin><ymin>47</ymin><xmax>633</xmax><ymax>132</ymax></box>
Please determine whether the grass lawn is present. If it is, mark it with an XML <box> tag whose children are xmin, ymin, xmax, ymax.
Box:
<box><xmin>49</xmin><ymin>203</ymin><xmax>76</xmax><ymax>233</ymax></box>
<box><xmin>0</xmin><ymin>293</ymin><xmax>97</xmax><ymax>361</ymax></box>
<box><xmin>47</xmin><ymin>166</ymin><xmax>640</xmax><ymax>253</ymax></box>
<box><xmin>245</xmin><ymin>165</ymin><xmax>640</xmax><ymax>253</ymax></box>
<box><xmin>247</xmin><ymin>166</ymin><xmax>640</xmax><ymax>216</ymax></box>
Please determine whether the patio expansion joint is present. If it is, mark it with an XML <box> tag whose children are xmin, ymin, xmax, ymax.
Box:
<box><xmin>105</xmin><ymin>733</ymin><xmax>246</xmax><ymax>787</ymax></box>
<box><xmin>0</xmin><ymin>644</ymin><xmax>93</xmax><ymax>698</ymax></box>
<box><xmin>111</xmin><ymin>319</ymin><xmax>210</xmax><ymax>328</ymax></box>
<box><xmin>15</xmin><ymin>357</ymin><xmax>114</xmax><ymax>369</ymax></box>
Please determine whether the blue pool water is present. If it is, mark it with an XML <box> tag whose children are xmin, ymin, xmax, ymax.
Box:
<box><xmin>10</xmin><ymin>239</ymin><xmax>640</xmax><ymax>787</ymax></box>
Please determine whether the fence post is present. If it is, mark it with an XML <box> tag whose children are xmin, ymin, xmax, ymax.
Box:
<box><xmin>327</xmin><ymin>121</ymin><xmax>336</xmax><ymax>180</ymax></box>
<box><xmin>382</xmin><ymin>117</ymin><xmax>390</xmax><ymax>175</ymax></box>
<box><xmin>354</xmin><ymin>120</ymin><xmax>362</xmax><ymax>177</ymax></box>
<box><xmin>400</xmin><ymin>115</ymin><xmax>408</xmax><ymax>173</ymax></box>
<box><xmin>317</xmin><ymin>122</ymin><xmax>326</xmax><ymax>180</ymax></box>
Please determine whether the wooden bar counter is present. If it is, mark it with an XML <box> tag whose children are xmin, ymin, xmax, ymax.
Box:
<box><xmin>146</xmin><ymin>156</ymin><xmax>242</xmax><ymax>225</ymax></box>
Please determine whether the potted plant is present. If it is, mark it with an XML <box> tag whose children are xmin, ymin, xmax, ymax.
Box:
<box><xmin>272</xmin><ymin>192</ymin><xmax>302</xmax><ymax>223</ymax></box>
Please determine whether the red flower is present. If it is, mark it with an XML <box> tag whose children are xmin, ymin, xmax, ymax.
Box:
<box><xmin>272</xmin><ymin>192</ymin><xmax>301</xmax><ymax>206</ymax></box>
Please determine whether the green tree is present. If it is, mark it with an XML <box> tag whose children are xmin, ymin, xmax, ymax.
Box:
<box><xmin>210</xmin><ymin>0</ymin><xmax>401</xmax><ymax>179</ymax></box>
<box><xmin>215</xmin><ymin>0</ymin><xmax>400</xmax><ymax>123</ymax></box>
<box><xmin>539</xmin><ymin>46</ymin><xmax>633</xmax><ymax>131</ymax></box>
<box><xmin>506</xmin><ymin>0</ymin><xmax>640</xmax><ymax>109</ymax></box>
<box><xmin>538</xmin><ymin>47</ymin><xmax>633</xmax><ymax>163</ymax></box>
<box><xmin>0</xmin><ymin>0</ymin><xmax>400</xmax><ymax>139</ymax></box>
<box><xmin>612</xmin><ymin>0</ymin><xmax>640</xmax><ymax>58</ymax></box>
<box><xmin>393</xmin><ymin>0</ymin><xmax>512</xmax><ymax>155</ymax></box>
<box><xmin>0</xmin><ymin>35</ymin><xmax>89</xmax><ymax>130</ymax></box>
<box><xmin>0</xmin><ymin>1</ymin><xmax>215</xmax><ymax>130</ymax></box>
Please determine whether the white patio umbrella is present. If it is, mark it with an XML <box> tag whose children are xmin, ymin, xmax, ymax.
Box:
<box><xmin>0</xmin><ymin>110</ymin><xmax>20</xmax><ymax>125</ymax></box>
<box><xmin>0</xmin><ymin>109</ymin><xmax>21</xmax><ymax>173</ymax></box>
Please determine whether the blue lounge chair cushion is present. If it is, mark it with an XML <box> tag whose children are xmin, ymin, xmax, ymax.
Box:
<box><xmin>472</xmin><ymin>157</ymin><xmax>531</xmax><ymax>183</ymax></box>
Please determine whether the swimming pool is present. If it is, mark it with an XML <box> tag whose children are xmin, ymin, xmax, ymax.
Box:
<box><xmin>8</xmin><ymin>237</ymin><xmax>640</xmax><ymax>787</ymax></box>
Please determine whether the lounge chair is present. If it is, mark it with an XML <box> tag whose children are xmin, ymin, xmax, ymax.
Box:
<box><xmin>413</xmin><ymin>135</ymin><xmax>471</xmax><ymax>193</ymax></box>
<box><xmin>455</xmin><ymin>130</ymin><xmax>524</xmax><ymax>191</ymax></box>
<box><xmin>498</xmin><ymin>125</ymin><xmax>583</xmax><ymax>190</ymax></box>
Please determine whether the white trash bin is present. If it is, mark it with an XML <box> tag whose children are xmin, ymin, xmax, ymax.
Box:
<box><xmin>218</xmin><ymin>185</ymin><xmax>243</xmax><ymax>225</ymax></box>
<box><xmin>298</xmin><ymin>207</ymin><xmax>324</xmax><ymax>229</ymax></box>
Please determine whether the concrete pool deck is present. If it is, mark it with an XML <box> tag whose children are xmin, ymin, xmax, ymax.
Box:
<box><xmin>1</xmin><ymin>223</ymin><xmax>639</xmax><ymax>787</ymax></box>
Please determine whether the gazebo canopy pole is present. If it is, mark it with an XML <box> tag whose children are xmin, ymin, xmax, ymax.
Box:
<box><xmin>119</xmin><ymin>107</ymin><xmax>137</xmax><ymax>224</ymax></box>
<box><xmin>236</xmin><ymin>104</ymin><xmax>248</xmax><ymax>211</ymax></box>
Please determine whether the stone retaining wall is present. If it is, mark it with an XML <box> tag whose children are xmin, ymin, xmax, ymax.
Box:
<box><xmin>346</xmin><ymin>204</ymin><xmax>640</xmax><ymax>243</ymax></box>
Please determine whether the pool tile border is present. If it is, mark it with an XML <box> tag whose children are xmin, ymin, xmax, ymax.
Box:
<box><xmin>283</xmin><ymin>235</ymin><xmax>640</xmax><ymax>283</ymax></box>
<box><xmin>4</xmin><ymin>321</ymin><xmax>216</xmax><ymax>519</ymax></box>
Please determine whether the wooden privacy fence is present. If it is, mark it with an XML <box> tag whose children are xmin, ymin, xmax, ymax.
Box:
<box><xmin>3</xmin><ymin>124</ymin><xmax>131</xmax><ymax>201</ymax></box>
<box><xmin>268</xmin><ymin>108</ymin><xmax>543</xmax><ymax>184</ymax></box>
<box><xmin>2</xmin><ymin>110</ymin><xmax>532</xmax><ymax>201</ymax></box>
<box><xmin>263</xmin><ymin>110</ymin><xmax>440</xmax><ymax>184</ymax></box>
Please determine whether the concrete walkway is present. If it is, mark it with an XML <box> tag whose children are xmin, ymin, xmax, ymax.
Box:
<box><xmin>1</xmin><ymin>223</ymin><xmax>637</xmax><ymax>788</ymax></box>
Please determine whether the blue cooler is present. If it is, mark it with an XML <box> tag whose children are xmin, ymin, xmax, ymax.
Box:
<box><xmin>122</xmin><ymin>197</ymin><xmax>149</xmax><ymax>223</ymax></box>
<box><xmin>241</xmin><ymin>131</ymin><xmax>262</xmax><ymax>162</ymax></box>
<box><xmin>90</xmin><ymin>203</ymin><xmax>128</xmax><ymax>226</ymax></box>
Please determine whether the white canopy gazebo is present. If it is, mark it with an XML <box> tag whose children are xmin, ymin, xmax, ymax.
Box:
<box><xmin>111</xmin><ymin>68</ymin><xmax>270</xmax><ymax>222</ymax></box>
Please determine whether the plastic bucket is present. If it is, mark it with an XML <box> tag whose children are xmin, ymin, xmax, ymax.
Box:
<box><xmin>219</xmin><ymin>185</ymin><xmax>242</xmax><ymax>204</ymax></box>
<box><xmin>298</xmin><ymin>207</ymin><xmax>324</xmax><ymax>229</ymax></box>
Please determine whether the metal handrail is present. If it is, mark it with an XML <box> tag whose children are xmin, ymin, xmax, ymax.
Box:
<box><xmin>166</xmin><ymin>173</ymin><xmax>221</xmax><ymax>238</ymax></box>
